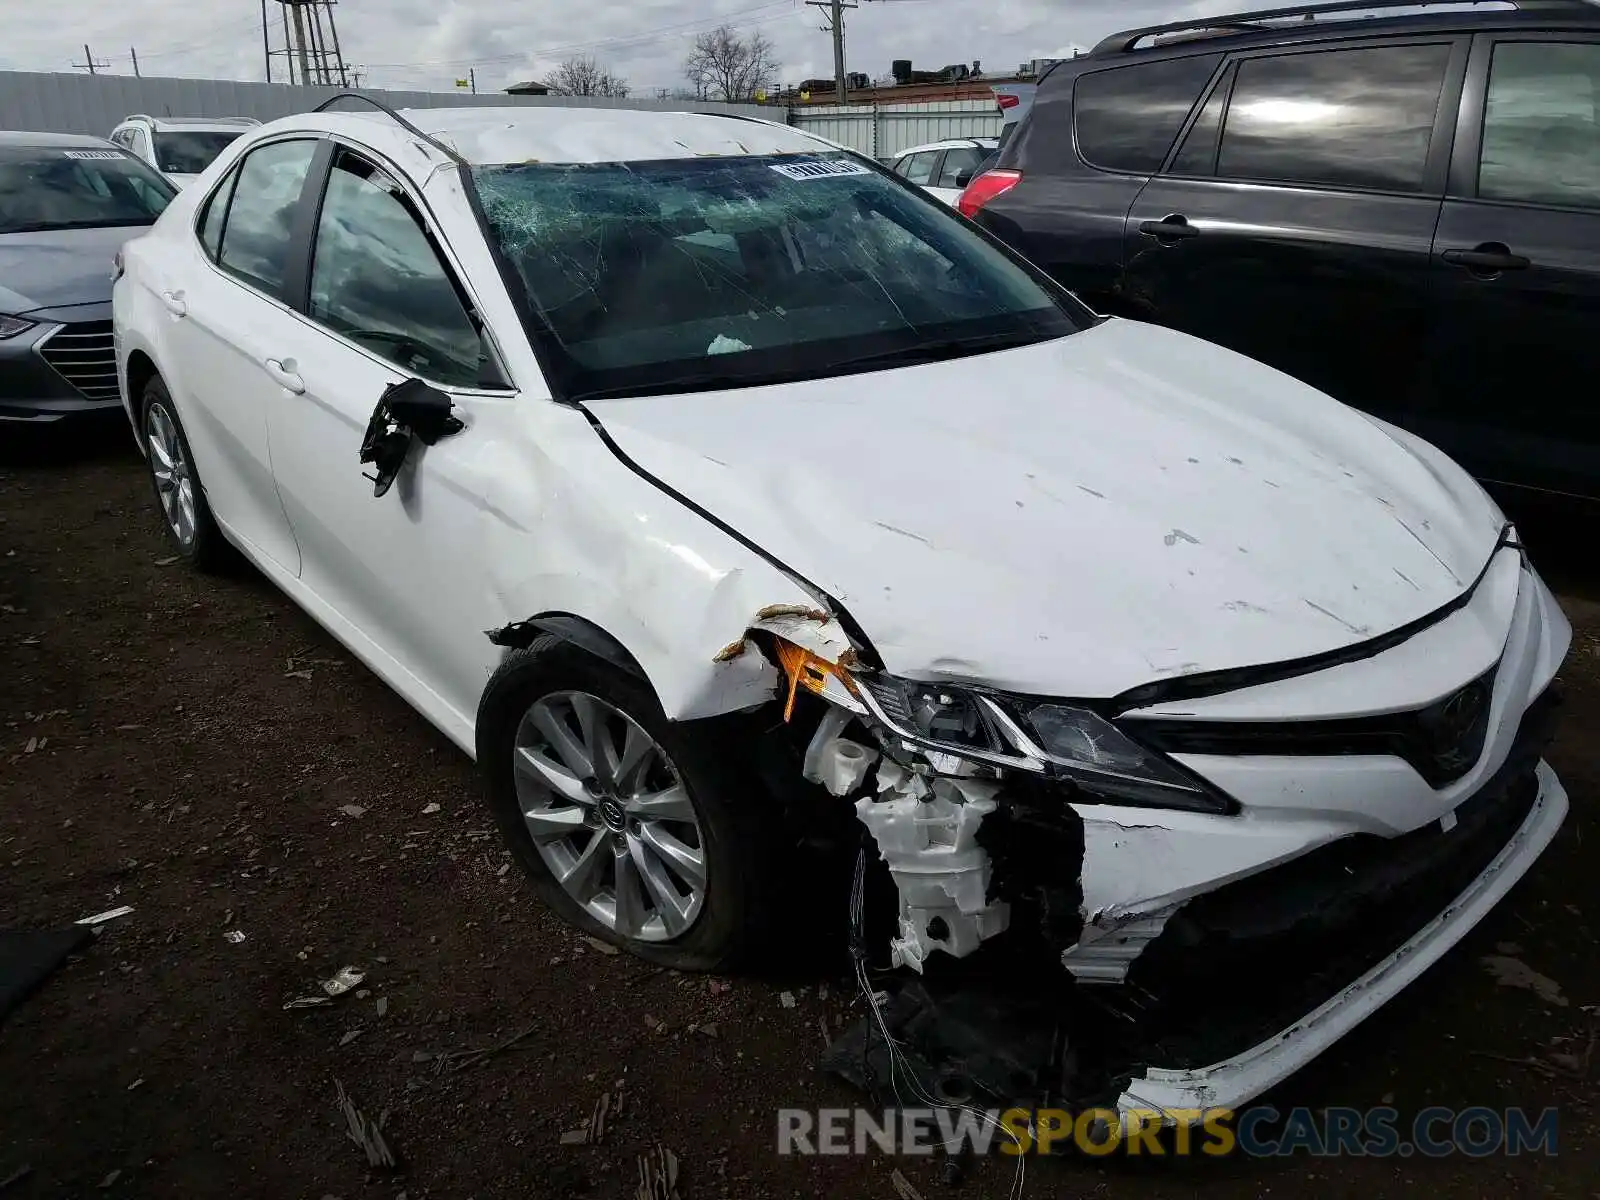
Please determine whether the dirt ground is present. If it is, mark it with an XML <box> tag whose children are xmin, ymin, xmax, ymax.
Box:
<box><xmin>1</xmin><ymin>421</ymin><xmax>1596</xmax><ymax>1200</ymax></box>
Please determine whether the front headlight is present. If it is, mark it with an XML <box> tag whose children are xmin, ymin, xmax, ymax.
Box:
<box><xmin>858</xmin><ymin>675</ymin><xmax>1227</xmax><ymax>812</ymax></box>
<box><xmin>0</xmin><ymin>315</ymin><xmax>36</xmax><ymax>339</ymax></box>
<box><xmin>1023</xmin><ymin>703</ymin><xmax>1223</xmax><ymax>811</ymax></box>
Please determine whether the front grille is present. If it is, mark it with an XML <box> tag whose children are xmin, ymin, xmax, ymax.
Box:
<box><xmin>1126</xmin><ymin>667</ymin><xmax>1499</xmax><ymax>787</ymax></box>
<box><xmin>39</xmin><ymin>320</ymin><xmax>119</xmax><ymax>401</ymax></box>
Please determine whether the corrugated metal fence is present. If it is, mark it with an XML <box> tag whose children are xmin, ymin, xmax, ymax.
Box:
<box><xmin>0</xmin><ymin>70</ymin><xmax>1000</xmax><ymax>163</ymax></box>
<box><xmin>790</xmin><ymin>100</ymin><xmax>1001</xmax><ymax>160</ymax></box>
<box><xmin>0</xmin><ymin>71</ymin><xmax>769</xmax><ymax>138</ymax></box>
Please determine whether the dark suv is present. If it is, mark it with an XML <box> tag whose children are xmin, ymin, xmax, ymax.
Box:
<box><xmin>965</xmin><ymin>0</ymin><xmax>1600</xmax><ymax>499</ymax></box>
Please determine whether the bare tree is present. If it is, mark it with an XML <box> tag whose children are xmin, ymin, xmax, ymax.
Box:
<box><xmin>545</xmin><ymin>55</ymin><xmax>631</xmax><ymax>98</ymax></box>
<box><xmin>683</xmin><ymin>25</ymin><xmax>781</xmax><ymax>102</ymax></box>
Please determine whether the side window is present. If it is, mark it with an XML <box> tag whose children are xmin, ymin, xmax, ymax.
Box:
<box><xmin>308</xmin><ymin>149</ymin><xmax>488</xmax><ymax>388</ymax></box>
<box><xmin>891</xmin><ymin>154</ymin><xmax>914</xmax><ymax>178</ymax></box>
<box><xmin>1170</xmin><ymin>68</ymin><xmax>1232</xmax><ymax>175</ymax></box>
<box><xmin>1479</xmin><ymin>41</ymin><xmax>1600</xmax><ymax>209</ymax></box>
<box><xmin>197</xmin><ymin>167</ymin><xmax>239</xmax><ymax>262</ymax></box>
<box><xmin>216</xmin><ymin>138</ymin><xmax>318</xmax><ymax>297</ymax></box>
<box><xmin>1075</xmin><ymin>54</ymin><xmax>1223</xmax><ymax>173</ymax></box>
<box><xmin>935</xmin><ymin>147</ymin><xmax>984</xmax><ymax>188</ymax></box>
<box><xmin>1217</xmin><ymin>44</ymin><xmax>1452</xmax><ymax>192</ymax></box>
<box><xmin>902</xmin><ymin>152</ymin><xmax>937</xmax><ymax>185</ymax></box>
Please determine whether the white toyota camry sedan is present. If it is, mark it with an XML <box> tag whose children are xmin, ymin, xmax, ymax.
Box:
<box><xmin>113</xmin><ymin>102</ymin><xmax>1570</xmax><ymax>1116</ymax></box>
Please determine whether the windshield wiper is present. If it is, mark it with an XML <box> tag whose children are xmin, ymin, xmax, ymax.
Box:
<box><xmin>567</xmin><ymin>369</ymin><xmax>755</xmax><ymax>403</ymax></box>
<box><xmin>819</xmin><ymin>329</ymin><xmax>1055</xmax><ymax>373</ymax></box>
<box><xmin>2</xmin><ymin>218</ymin><xmax>157</xmax><ymax>235</ymax></box>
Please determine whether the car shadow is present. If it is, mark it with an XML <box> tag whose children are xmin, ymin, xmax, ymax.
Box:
<box><xmin>0</xmin><ymin>414</ymin><xmax>139</xmax><ymax>468</ymax></box>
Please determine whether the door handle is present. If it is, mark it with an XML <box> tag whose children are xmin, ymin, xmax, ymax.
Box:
<box><xmin>160</xmin><ymin>290</ymin><xmax>187</xmax><ymax>317</ymax></box>
<box><xmin>1139</xmin><ymin>215</ymin><xmax>1201</xmax><ymax>242</ymax></box>
<box><xmin>263</xmin><ymin>357</ymin><xmax>305</xmax><ymax>394</ymax></box>
<box><xmin>1442</xmin><ymin>244</ymin><xmax>1530</xmax><ymax>275</ymax></box>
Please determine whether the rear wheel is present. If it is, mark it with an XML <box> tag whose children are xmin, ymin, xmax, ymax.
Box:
<box><xmin>141</xmin><ymin>377</ymin><xmax>228</xmax><ymax>570</ymax></box>
<box><xmin>477</xmin><ymin>638</ymin><xmax>775</xmax><ymax>970</ymax></box>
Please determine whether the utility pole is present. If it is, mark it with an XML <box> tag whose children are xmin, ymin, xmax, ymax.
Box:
<box><xmin>72</xmin><ymin>44</ymin><xmax>110</xmax><ymax>75</ymax></box>
<box><xmin>470</xmin><ymin>67</ymin><xmax>477</xmax><ymax>95</ymax></box>
<box><xmin>324</xmin><ymin>0</ymin><xmax>349</xmax><ymax>85</ymax></box>
<box><xmin>805</xmin><ymin>0</ymin><xmax>858</xmax><ymax>103</ymax></box>
<box><xmin>130</xmin><ymin>47</ymin><xmax>141</xmax><ymax>77</ymax></box>
<box><xmin>277</xmin><ymin>1</ymin><xmax>349</xmax><ymax>87</ymax></box>
<box><xmin>262</xmin><ymin>0</ymin><xmax>272</xmax><ymax>82</ymax></box>
<box><xmin>288</xmin><ymin>1</ymin><xmax>312</xmax><ymax>84</ymax></box>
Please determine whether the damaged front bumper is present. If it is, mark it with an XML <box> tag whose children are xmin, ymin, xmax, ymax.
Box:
<box><xmin>741</xmin><ymin>540</ymin><xmax>1568</xmax><ymax>1113</ymax></box>
<box><xmin>1119</xmin><ymin>759</ymin><xmax>1567</xmax><ymax>1114</ymax></box>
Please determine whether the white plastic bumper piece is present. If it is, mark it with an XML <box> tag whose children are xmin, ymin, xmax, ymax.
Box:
<box><xmin>1116</xmin><ymin>760</ymin><xmax>1568</xmax><ymax>1115</ymax></box>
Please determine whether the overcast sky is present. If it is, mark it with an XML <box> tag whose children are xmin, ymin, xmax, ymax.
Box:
<box><xmin>1</xmin><ymin>0</ymin><xmax>1215</xmax><ymax>95</ymax></box>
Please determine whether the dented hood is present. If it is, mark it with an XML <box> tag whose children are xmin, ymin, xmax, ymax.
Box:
<box><xmin>583</xmin><ymin>319</ymin><xmax>1505</xmax><ymax>699</ymax></box>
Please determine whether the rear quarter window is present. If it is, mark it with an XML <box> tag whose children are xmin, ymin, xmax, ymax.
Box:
<box><xmin>1073</xmin><ymin>53</ymin><xmax>1224</xmax><ymax>173</ymax></box>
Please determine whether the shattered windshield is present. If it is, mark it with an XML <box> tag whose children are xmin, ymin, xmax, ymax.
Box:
<box><xmin>471</xmin><ymin>152</ymin><xmax>1084</xmax><ymax>399</ymax></box>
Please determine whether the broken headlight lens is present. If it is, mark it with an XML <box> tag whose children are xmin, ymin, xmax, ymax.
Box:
<box><xmin>861</xmin><ymin>677</ymin><xmax>1000</xmax><ymax>752</ymax></box>
<box><xmin>1025</xmin><ymin>704</ymin><xmax>1223</xmax><ymax>811</ymax></box>
<box><xmin>858</xmin><ymin>677</ymin><xmax>1227</xmax><ymax>811</ymax></box>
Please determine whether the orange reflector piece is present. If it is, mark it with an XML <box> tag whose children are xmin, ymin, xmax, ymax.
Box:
<box><xmin>775</xmin><ymin>641</ymin><xmax>849</xmax><ymax>722</ymax></box>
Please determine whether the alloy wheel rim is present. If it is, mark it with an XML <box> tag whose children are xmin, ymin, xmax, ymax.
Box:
<box><xmin>145</xmin><ymin>402</ymin><xmax>196</xmax><ymax>547</ymax></box>
<box><xmin>513</xmin><ymin>690</ymin><xmax>707</xmax><ymax>943</ymax></box>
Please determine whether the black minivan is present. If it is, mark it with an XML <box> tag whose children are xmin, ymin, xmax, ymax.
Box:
<box><xmin>965</xmin><ymin>0</ymin><xmax>1600</xmax><ymax>499</ymax></box>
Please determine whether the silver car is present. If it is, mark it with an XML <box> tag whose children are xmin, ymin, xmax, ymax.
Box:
<box><xmin>0</xmin><ymin>132</ymin><xmax>174</xmax><ymax>423</ymax></box>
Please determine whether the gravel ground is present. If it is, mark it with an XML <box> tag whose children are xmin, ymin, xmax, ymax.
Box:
<box><xmin>1</xmin><ymin>422</ymin><xmax>1596</xmax><ymax>1199</ymax></box>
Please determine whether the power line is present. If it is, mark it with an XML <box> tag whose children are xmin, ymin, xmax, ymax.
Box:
<box><xmin>358</xmin><ymin>0</ymin><xmax>799</xmax><ymax>69</ymax></box>
<box><xmin>136</xmin><ymin>13</ymin><xmax>278</xmax><ymax>61</ymax></box>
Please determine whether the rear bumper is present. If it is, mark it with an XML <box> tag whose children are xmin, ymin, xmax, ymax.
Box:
<box><xmin>1118</xmin><ymin>758</ymin><xmax>1568</xmax><ymax>1115</ymax></box>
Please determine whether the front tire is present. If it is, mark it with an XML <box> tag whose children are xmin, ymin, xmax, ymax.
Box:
<box><xmin>140</xmin><ymin>377</ymin><xmax>228</xmax><ymax>571</ymax></box>
<box><xmin>477</xmin><ymin>637</ymin><xmax>774</xmax><ymax>971</ymax></box>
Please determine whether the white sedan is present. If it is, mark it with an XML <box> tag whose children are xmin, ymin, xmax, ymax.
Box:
<box><xmin>113</xmin><ymin>103</ymin><xmax>1569</xmax><ymax>1116</ymax></box>
<box><xmin>888</xmin><ymin>137</ymin><xmax>998</xmax><ymax>205</ymax></box>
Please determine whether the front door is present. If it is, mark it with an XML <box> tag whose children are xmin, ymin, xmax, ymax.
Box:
<box><xmin>1122</xmin><ymin>39</ymin><xmax>1463</xmax><ymax>412</ymax></box>
<box><xmin>1422</xmin><ymin>34</ymin><xmax>1600</xmax><ymax>497</ymax></box>
<box><xmin>262</xmin><ymin>143</ymin><xmax>516</xmax><ymax>727</ymax></box>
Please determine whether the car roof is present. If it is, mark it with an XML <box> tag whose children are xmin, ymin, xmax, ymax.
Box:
<box><xmin>342</xmin><ymin>106</ymin><xmax>830</xmax><ymax>166</ymax></box>
<box><xmin>895</xmin><ymin>137</ymin><xmax>999</xmax><ymax>157</ymax></box>
<box><xmin>0</xmin><ymin>130</ymin><xmax>119</xmax><ymax>149</ymax></box>
<box><xmin>1083</xmin><ymin>0</ymin><xmax>1600</xmax><ymax>60</ymax></box>
<box><xmin>116</xmin><ymin>115</ymin><xmax>260</xmax><ymax>131</ymax></box>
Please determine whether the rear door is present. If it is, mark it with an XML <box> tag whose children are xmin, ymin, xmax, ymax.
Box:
<box><xmin>158</xmin><ymin>136</ymin><xmax>321</xmax><ymax>574</ymax></box>
<box><xmin>1124</xmin><ymin>39</ymin><xmax>1466</xmax><ymax>409</ymax></box>
<box><xmin>979</xmin><ymin>53</ymin><xmax>1222</xmax><ymax>312</ymax></box>
<box><xmin>1423</xmin><ymin>33</ymin><xmax>1600</xmax><ymax>496</ymax></box>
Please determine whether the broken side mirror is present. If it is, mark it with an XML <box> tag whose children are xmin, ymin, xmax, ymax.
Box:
<box><xmin>359</xmin><ymin>378</ymin><xmax>465</xmax><ymax>498</ymax></box>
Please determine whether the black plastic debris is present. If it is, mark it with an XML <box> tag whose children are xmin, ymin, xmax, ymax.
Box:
<box><xmin>0</xmin><ymin>928</ymin><xmax>92</xmax><ymax>1024</ymax></box>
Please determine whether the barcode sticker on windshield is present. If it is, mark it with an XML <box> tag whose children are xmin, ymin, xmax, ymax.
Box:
<box><xmin>64</xmin><ymin>150</ymin><xmax>125</xmax><ymax>160</ymax></box>
<box><xmin>769</xmin><ymin>158</ymin><xmax>871</xmax><ymax>181</ymax></box>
